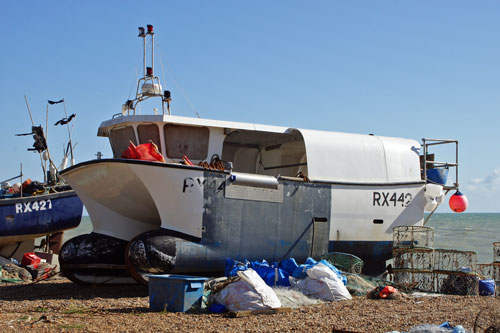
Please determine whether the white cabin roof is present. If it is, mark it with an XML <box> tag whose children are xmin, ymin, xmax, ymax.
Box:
<box><xmin>292</xmin><ymin>129</ymin><xmax>421</xmax><ymax>183</ymax></box>
<box><xmin>98</xmin><ymin>114</ymin><xmax>288</xmax><ymax>137</ymax></box>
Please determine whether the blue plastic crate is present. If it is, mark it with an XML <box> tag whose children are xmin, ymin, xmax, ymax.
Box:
<box><xmin>147</xmin><ymin>274</ymin><xmax>208</xmax><ymax>312</ymax></box>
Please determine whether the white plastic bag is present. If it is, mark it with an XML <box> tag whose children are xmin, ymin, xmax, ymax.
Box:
<box><xmin>295</xmin><ymin>262</ymin><xmax>352</xmax><ymax>301</ymax></box>
<box><xmin>214</xmin><ymin>268</ymin><xmax>281</xmax><ymax>311</ymax></box>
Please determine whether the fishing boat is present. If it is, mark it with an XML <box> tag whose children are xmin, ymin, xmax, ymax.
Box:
<box><xmin>0</xmin><ymin>101</ymin><xmax>84</xmax><ymax>262</ymax></box>
<box><xmin>0</xmin><ymin>182</ymin><xmax>83</xmax><ymax>262</ymax></box>
<box><xmin>59</xmin><ymin>25</ymin><xmax>460</xmax><ymax>284</ymax></box>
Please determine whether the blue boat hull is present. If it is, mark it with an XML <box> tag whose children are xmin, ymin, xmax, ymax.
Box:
<box><xmin>0</xmin><ymin>190</ymin><xmax>83</xmax><ymax>246</ymax></box>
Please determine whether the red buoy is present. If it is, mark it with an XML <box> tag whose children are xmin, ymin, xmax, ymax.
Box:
<box><xmin>449</xmin><ymin>191</ymin><xmax>468</xmax><ymax>213</ymax></box>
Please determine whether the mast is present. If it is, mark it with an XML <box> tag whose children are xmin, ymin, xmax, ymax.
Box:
<box><xmin>24</xmin><ymin>95</ymin><xmax>47</xmax><ymax>183</ymax></box>
<box><xmin>62</xmin><ymin>100</ymin><xmax>75</xmax><ymax>165</ymax></box>
<box><xmin>122</xmin><ymin>25</ymin><xmax>172</xmax><ymax>116</ymax></box>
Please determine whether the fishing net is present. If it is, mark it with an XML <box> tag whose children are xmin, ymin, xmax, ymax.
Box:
<box><xmin>345</xmin><ymin>273</ymin><xmax>424</xmax><ymax>295</ymax></box>
<box><xmin>0</xmin><ymin>266</ymin><xmax>23</xmax><ymax>283</ymax></box>
<box><xmin>344</xmin><ymin>274</ymin><xmax>377</xmax><ymax>296</ymax></box>
<box><xmin>321</xmin><ymin>252</ymin><xmax>364</xmax><ymax>274</ymax></box>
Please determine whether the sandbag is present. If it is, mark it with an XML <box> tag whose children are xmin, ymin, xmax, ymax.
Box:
<box><xmin>293</xmin><ymin>262</ymin><xmax>352</xmax><ymax>301</ymax></box>
<box><xmin>292</xmin><ymin>257</ymin><xmax>347</xmax><ymax>285</ymax></box>
<box><xmin>214</xmin><ymin>268</ymin><xmax>281</xmax><ymax>311</ymax></box>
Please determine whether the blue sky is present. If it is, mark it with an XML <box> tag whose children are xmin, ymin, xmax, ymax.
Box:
<box><xmin>1</xmin><ymin>1</ymin><xmax>499</xmax><ymax>212</ymax></box>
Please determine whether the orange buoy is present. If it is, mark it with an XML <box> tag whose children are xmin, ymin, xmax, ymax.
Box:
<box><xmin>379</xmin><ymin>285</ymin><xmax>397</xmax><ymax>298</ymax></box>
<box><xmin>449</xmin><ymin>191</ymin><xmax>468</xmax><ymax>213</ymax></box>
<box><xmin>22</xmin><ymin>178</ymin><xmax>32</xmax><ymax>190</ymax></box>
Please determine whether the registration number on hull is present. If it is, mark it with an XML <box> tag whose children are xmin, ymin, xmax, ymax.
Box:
<box><xmin>373</xmin><ymin>192</ymin><xmax>412</xmax><ymax>207</ymax></box>
<box><xmin>15</xmin><ymin>199</ymin><xmax>52</xmax><ymax>213</ymax></box>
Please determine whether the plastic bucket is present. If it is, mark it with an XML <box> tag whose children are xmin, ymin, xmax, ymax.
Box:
<box><xmin>21</xmin><ymin>252</ymin><xmax>41</xmax><ymax>268</ymax></box>
<box><xmin>479</xmin><ymin>279</ymin><xmax>496</xmax><ymax>296</ymax></box>
<box><xmin>147</xmin><ymin>274</ymin><xmax>208</xmax><ymax>312</ymax></box>
<box><xmin>426</xmin><ymin>168</ymin><xmax>449</xmax><ymax>185</ymax></box>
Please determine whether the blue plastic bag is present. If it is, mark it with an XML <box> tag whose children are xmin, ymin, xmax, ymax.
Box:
<box><xmin>224</xmin><ymin>257</ymin><xmax>347</xmax><ymax>287</ymax></box>
<box><xmin>291</xmin><ymin>257</ymin><xmax>317</xmax><ymax>279</ymax></box>
<box><xmin>225</xmin><ymin>258</ymin><xmax>250</xmax><ymax>277</ymax></box>
<box><xmin>208</xmin><ymin>303</ymin><xmax>226</xmax><ymax>313</ymax></box>
<box><xmin>279</xmin><ymin>257</ymin><xmax>299</xmax><ymax>276</ymax></box>
<box><xmin>224</xmin><ymin>258</ymin><xmax>291</xmax><ymax>287</ymax></box>
<box><xmin>408</xmin><ymin>321</ymin><xmax>467</xmax><ymax>333</ymax></box>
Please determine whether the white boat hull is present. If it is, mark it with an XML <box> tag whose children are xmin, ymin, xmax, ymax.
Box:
<box><xmin>60</xmin><ymin>159</ymin><xmax>426</xmax><ymax>280</ymax></box>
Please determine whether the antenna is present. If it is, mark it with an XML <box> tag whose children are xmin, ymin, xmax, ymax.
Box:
<box><xmin>139</xmin><ymin>26</ymin><xmax>146</xmax><ymax>77</ymax></box>
<box><xmin>148</xmin><ymin>25</ymin><xmax>154</xmax><ymax>77</ymax></box>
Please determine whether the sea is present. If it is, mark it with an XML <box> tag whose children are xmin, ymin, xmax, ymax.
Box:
<box><xmin>64</xmin><ymin>213</ymin><xmax>500</xmax><ymax>264</ymax></box>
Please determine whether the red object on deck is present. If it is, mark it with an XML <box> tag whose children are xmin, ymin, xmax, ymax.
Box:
<box><xmin>182</xmin><ymin>155</ymin><xmax>194</xmax><ymax>166</ymax></box>
<box><xmin>22</xmin><ymin>178</ymin><xmax>32</xmax><ymax>190</ymax></box>
<box><xmin>379</xmin><ymin>286</ymin><xmax>397</xmax><ymax>299</ymax></box>
<box><xmin>449</xmin><ymin>191</ymin><xmax>468</xmax><ymax>213</ymax></box>
<box><xmin>121</xmin><ymin>142</ymin><xmax>166</xmax><ymax>162</ymax></box>
<box><xmin>21</xmin><ymin>252</ymin><xmax>41</xmax><ymax>268</ymax></box>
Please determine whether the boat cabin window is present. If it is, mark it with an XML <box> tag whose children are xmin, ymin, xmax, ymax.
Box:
<box><xmin>110</xmin><ymin>126</ymin><xmax>137</xmax><ymax>158</ymax></box>
<box><xmin>163</xmin><ymin>124</ymin><xmax>209</xmax><ymax>160</ymax></box>
<box><xmin>137</xmin><ymin>124</ymin><xmax>162</xmax><ymax>151</ymax></box>
<box><xmin>222</xmin><ymin>130</ymin><xmax>308</xmax><ymax>178</ymax></box>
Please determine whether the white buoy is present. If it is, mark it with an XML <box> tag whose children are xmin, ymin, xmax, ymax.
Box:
<box><xmin>59</xmin><ymin>155</ymin><xmax>69</xmax><ymax>170</ymax></box>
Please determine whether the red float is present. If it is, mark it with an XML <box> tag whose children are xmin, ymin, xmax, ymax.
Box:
<box><xmin>449</xmin><ymin>191</ymin><xmax>468</xmax><ymax>213</ymax></box>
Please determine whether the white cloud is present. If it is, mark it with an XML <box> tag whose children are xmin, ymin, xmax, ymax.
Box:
<box><xmin>467</xmin><ymin>168</ymin><xmax>500</xmax><ymax>191</ymax></box>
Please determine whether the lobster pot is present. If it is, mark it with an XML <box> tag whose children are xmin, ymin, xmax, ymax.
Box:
<box><xmin>321</xmin><ymin>252</ymin><xmax>364</xmax><ymax>274</ymax></box>
<box><xmin>393</xmin><ymin>270</ymin><xmax>435</xmax><ymax>292</ymax></box>
<box><xmin>393</xmin><ymin>226</ymin><xmax>434</xmax><ymax>249</ymax></box>
<box><xmin>494</xmin><ymin>263</ymin><xmax>500</xmax><ymax>297</ymax></box>
<box><xmin>494</xmin><ymin>242</ymin><xmax>500</xmax><ymax>263</ymax></box>
<box><xmin>477</xmin><ymin>263</ymin><xmax>494</xmax><ymax>280</ymax></box>
<box><xmin>393</xmin><ymin>247</ymin><xmax>433</xmax><ymax>271</ymax></box>
<box><xmin>433</xmin><ymin>249</ymin><xmax>477</xmax><ymax>272</ymax></box>
<box><xmin>494</xmin><ymin>263</ymin><xmax>500</xmax><ymax>282</ymax></box>
<box><xmin>435</xmin><ymin>271</ymin><xmax>479</xmax><ymax>296</ymax></box>
<box><xmin>478</xmin><ymin>263</ymin><xmax>500</xmax><ymax>296</ymax></box>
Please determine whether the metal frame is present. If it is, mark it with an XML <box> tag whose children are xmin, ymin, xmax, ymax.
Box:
<box><xmin>421</xmin><ymin>138</ymin><xmax>459</xmax><ymax>191</ymax></box>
